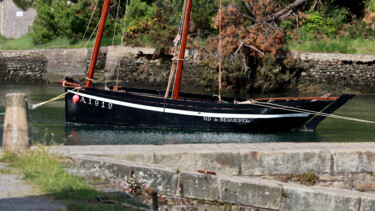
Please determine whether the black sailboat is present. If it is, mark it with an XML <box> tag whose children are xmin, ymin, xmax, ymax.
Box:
<box><xmin>59</xmin><ymin>0</ymin><xmax>354</xmax><ymax>132</ymax></box>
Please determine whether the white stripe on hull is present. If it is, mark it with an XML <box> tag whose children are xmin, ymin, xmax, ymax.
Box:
<box><xmin>68</xmin><ymin>90</ymin><xmax>310</xmax><ymax>119</ymax></box>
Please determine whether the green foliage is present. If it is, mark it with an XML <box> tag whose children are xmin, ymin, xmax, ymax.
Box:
<box><xmin>301</xmin><ymin>7</ymin><xmax>351</xmax><ymax>38</ymax></box>
<box><xmin>365</xmin><ymin>0</ymin><xmax>375</xmax><ymax>12</ymax></box>
<box><xmin>126</xmin><ymin>0</ymin><xmax>156</xmax><ymax>31</ymax></box>
<box><xmin>0</xmin><ymin>34</ymin><xmax>6</xmax><ymax>43</ymax></box>
<box><xmin>12</xmin><ymin>0</ymin><xmax>34</xmax><ymax>10</ymax></box>
<box><xmin>30</xmin><ymin>0</ymin><xmax>121</xmax><ymax>44</ymax></box>
<box><xmin>287</xmin><ymin>36</ymin><xmax>375</xmax><ymax>55</ymax></box>
<box><xmin>146</xmin><ymin>0</ymin><xmax>179</xmax><ymax>54</ymax></box>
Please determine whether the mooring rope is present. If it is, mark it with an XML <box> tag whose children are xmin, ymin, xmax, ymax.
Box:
<box><xmin>250</xmin><ymin>101</ymin><xmax>375</xmax><ymax>124</ymax></box>
<box><xmin>28</xmin><ymin>88</ymin><xmax>81</xmax><ymax>110</ymax></box>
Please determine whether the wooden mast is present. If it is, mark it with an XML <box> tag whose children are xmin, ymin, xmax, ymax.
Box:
<box><xmin>86</xmin><ymin>0</ymin><xmax>111</xmax><ymax>87</ymax></box>
<box><xmin>172</xmin><ymin>0</ymin><xmax>192</xmax><ymax>100</ymax></box>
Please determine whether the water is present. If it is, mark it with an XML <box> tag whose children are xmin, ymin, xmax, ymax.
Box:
<box><xmin>1</xmin><ymin>83</ymin><xmax>374</xmax><ymax>145</ymax></box>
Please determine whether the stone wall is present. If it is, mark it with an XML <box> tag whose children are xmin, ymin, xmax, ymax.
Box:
<box><xmin>2</xmin><ymin>47</ymin><xmax>375</xmax><ymax>93</ymax></box>
<box><xmin>0</xmin><ymin>46</ymin><xmax>206</xmax><ymax>92</ymax></box>
<box><xmin>0</xmin><ymin>51</ymin><xmax>47</xmax><ymax>82</ymax></box>
<box><xmin>291</xmin><ymin>52</ymin><xmax>375</xmax><ymax>93</ymax></box>
<box><xmin>0</xmin><ymin>0</ymin><xmax>36</xmax><ymax>38</ymax></box>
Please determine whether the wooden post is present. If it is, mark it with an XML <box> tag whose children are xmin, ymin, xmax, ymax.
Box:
<box><xmin>2</xmin><ymin>93</ymin><xmax>30</xmax><ymax>152</ymax></box>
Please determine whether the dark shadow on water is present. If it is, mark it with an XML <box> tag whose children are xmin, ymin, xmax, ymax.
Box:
<box><xmin>0</xmin><ymin>191</ymin><xmax>148</xmax><ymax>211</ymax></box>
<box><xmin>62</xmin><ymin>125</ymin><xmax>321</xmax><ymax>145</ymax></box>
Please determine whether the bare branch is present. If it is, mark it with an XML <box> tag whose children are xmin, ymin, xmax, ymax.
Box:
<box><xmin>243</xmin><ymin>1</ymin><xmax>258</xmax><ymax>21</ymax></box>
<box><xmin>310</xmin><ymin>0</ymin><xmax>319</xmax><ymax>12</ymax></box>
<box><xmin>234</xmin><ymin>43</ymin><xmax>265</xmax><ymax>57</ymax></box>
<box><xmin>267</xmin><ymin>0</ymin><xmax>308</xmax><ymax>22</ymax></box>
<box><xmin>241</xmin><ymin>11</ymin><xmax>257</xmax><ymax>22</ymax></box>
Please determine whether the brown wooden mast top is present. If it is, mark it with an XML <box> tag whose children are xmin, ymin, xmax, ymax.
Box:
<box><xmin>86</xmin><ymin>0</ymin><xmax>111</xmax><ymax>87</ymax></box>
<box><xmin>172</xmin><ymin>0</ymin><xmax>193</xmax><ymax>100</ymax></box>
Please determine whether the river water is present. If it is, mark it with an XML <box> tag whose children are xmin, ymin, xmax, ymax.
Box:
<box><xmin>0</xmin><ymin>83</ymin><xmax>374</xmax><ymax>145</ymax></box>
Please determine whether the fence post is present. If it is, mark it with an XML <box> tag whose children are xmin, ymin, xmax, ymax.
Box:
<box><xmin>2</xmin><ymin>93</ymin><xmax>30</xmax><ymax>152</ymax></box>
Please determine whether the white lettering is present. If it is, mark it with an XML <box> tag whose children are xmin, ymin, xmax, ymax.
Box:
<box><xmin>219</xmin><ymin>118</ymin><xmax>252</xmax><ymax>123</ymax></box>
<box><xmin>80</xmin><ymin>96</ymin><xmax>86</xmax><ymax>103</ymax></box>
<box><xmin>203</xmin><ymin>116</ymin><xmax>212</xmax><ymax>121</ymax></box>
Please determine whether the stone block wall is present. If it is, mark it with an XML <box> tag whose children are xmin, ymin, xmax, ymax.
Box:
<box><xmin>0</xmin><ymin>46</ymin><xmax>206</xmax><ymax>92</ymax></box>
<box><xmin>0</xmin><ymin>50</ymin><xmax>47</xmax><ymax>82</ymax></box>
<box><xmin>112</xmin><ymin>54</ymin><xmax>205</xmax><ymax>91</ymax></box>
<box><xmin>291</xmin><ymin>52</ymin><xmax>375</xmax><ymax>93</ymax></box>
<box><xmin>2</xmin><ymin>48</ymin><xmax>375</xmax><ymax>93</ymax></box>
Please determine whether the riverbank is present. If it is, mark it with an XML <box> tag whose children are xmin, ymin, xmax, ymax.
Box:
<box><xmin>44</xmin><ymin>142</ymin><xmax>375</xmax><ymax>210</ymax></box>
<box><xmin>3</xmin><ymin>142</ymin><xmax>375</xmax><ymax>210</ymax></box>
<box><xmin>0</xmin><ymin>162</ymin><xmax>66</xmax><ymax>211</ymax></box>
<box><xmin>0</xmin><ymin>148</ymin><xmax>152</xmax><ymax>210</ymax></box>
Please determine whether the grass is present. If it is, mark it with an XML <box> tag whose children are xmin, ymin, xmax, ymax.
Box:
<box><xmin>0</xmin><ymin>34</ymin><xmax>124</xmax><ymax>50</ymax></box>
<box><xmin>3</xmin><ymin>32</ymin><xmax>375</xmax><ymax>55</ymax></box>
<box><xmin>286</xmin><ymin>37</ymin><xmax>375</xmax><ymax>55</ymax></box>
<box><xmin>0</xmin><ymin>146</ymin><xmax>145</xmax><ymax>210</ymax></box>
<box><xmin>286</xmin><ymin>170</ymin><xmax>319</xmax><ymax>186</ymax></box>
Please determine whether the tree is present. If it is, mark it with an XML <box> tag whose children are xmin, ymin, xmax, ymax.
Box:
<box><xmin>12</xmin><ymin>0</ymin><xmax>34</xmax><ymax>10</ymax></box>
<box><xmin>30</xmin><ymin>0</ymin><xmax>125</xmax><ymax>44</ymax></box>
<box><xmin>202</xmin><ymin>0</ymin><xmax>310</xmax><ymax>93</ymax></box>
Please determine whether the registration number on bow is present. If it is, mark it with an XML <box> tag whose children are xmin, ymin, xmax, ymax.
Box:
<box><xmin>79</xmin><ymin>96</ymin><xmax>113</xmax><ymax>109</ymax></box>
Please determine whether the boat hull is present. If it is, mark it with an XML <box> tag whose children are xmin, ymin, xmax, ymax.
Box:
<box><xmin>64</xmin><ymin>87</ymin><xmax>353</xmax><ymax>132</ymax></box>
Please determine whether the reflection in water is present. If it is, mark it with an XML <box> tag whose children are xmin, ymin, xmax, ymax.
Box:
<box><xmin>61</xmin><ymin>126</ymin><xmax>321</xmax><ymax>145</ymax></box>
<box><xmin>1</xmin><ymin>83</ymin><xmax>375</xmax><ymax>145</ymax></box>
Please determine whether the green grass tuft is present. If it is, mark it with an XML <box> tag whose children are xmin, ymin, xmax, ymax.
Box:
<box><xmin>286</xmin><ymin>37</ymin><xmax>375</xmax><ymax>55</ymax></box>
<box><xmin>1</xmin><ymin>147</ymin><xmax>95</xmax><ymax>199</ymax></box>
<box><xmin>0</xmin><ymin>34</ymin><xmax>125</xmax><ymax>50</ymax></box>
<box><xmin>0</xmin><ymin>147</ymin><xmax>146</xmax><ymax>210</ymax></box>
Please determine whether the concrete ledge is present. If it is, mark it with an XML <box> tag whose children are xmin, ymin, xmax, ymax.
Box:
<box><xmin>77</xmin><ymin>155</ymin><xmax>178</xmax><ymax>196</ymax></box>
<box><xmin>219</xmin><ymin>177</ymin><xmax>282</xmax><ymax>209</ymax></box>
<box><xmin>361</xmin><ymin>195</ymin><xmax>375</xmax><ymax>211</ymax></box>
<box><xmin>282</xmin><ymin>184</ymin><xmax>361</xmax><ymax>211</ymax></box>
<box><xmin>333</xmin><ymin>150</ymin><xmax>375</xmax><ymax>173</ymax></box>
<box><xmin>154</xmin><ymin>152</ymin><xmax>241</xmax><ymax>175</ymax></box>
<box><xmin>70</xmin><ymin>154</ymin><xmax>375</xmax><ymax>210</ymax></box>
<box><xmin>49</xmin><ymin>143</ymin><xmax>375</xmax><ymax>176</ymax></box>
<box><xmin>241</xmin><ymin>150</ymin><xmax>331</xmax><ymax>175</ymax></box>
<box><xmin>179</xmin><ymin>172</ymin><xmax>219</xmax><ymax>200</ymax></box>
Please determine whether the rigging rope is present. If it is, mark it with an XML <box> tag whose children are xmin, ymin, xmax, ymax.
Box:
<box><xmin>112</xmin><ymin>0</ymin><xmax>121</xmax><ymax>46</ymax></box>
<box><xmin>80</xmin><ymin>0</ymin><xmax>99</xmax><ymax>47</ymax></box>
<box><xmin>105</xmin><ymin>0</ymin><xmax>122</xmax><ymax>89</ymax></box>
<box><xmin>218</xmin><ymin>0</ymin><xmax>222</xmax><ymax>103</ymax></box>
<box><xmin>114</xmin><ymin>0</ymin><xmax>130</xmax><ymax>88</ymax></box>
<box><xmin>63</xmin><ymin>1</ymin><xmax>99</xmax><ymax>80</ymax></box>
<box><xmin>29</xmin><ymin>88</ymin><xmax>81</xmax><ymax>110</ymax></box>
<box><xmin>121</xmin><ymin>0</ymin><xmax>130</xmax><ymax>46</ymax></box>
<box><xmin>64</xmin><ymin>21</ymin><xmax>100</xmax><ymax>79</ymax></box>
<box><xmin>250</xmin><ymin>100</ymin><xmax>375</xmax><ymax>124</ymax></box>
